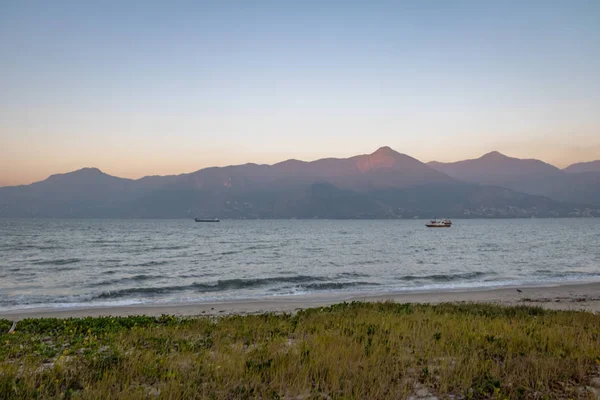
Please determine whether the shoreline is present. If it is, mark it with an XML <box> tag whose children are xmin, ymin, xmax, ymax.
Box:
<box><xmin>2</xmin><ymin>281</ymin><xmax>600</xmax><ymax>320</ymax></box>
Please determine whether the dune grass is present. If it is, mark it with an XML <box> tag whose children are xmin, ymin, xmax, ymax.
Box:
<box><xmin>1</xmin><ymin>302</ymin><xmax>600</xmax><ymax>399</ymax></box>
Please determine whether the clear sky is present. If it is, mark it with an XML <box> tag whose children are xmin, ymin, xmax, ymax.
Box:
<box><xmin>1</xmin><ymin>0</ymin><xmax>599</xmax><ymax>185</ymax></box>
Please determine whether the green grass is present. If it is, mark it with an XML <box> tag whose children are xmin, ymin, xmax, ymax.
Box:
<box><xmin>1</xmin><ymin>302</ymin><xmax>600</xmax><ymax>399</ymax></box>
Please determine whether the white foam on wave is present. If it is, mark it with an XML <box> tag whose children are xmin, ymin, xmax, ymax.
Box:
<box><xmin>3</xmin><ymin>275</ymin><xmax>600</xmax><ymax>313</ymax></box>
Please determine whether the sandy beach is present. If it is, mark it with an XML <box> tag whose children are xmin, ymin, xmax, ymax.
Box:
<box><xmin>2</xmin><ymin>281</ymin><xmax>600</xmax><ymax>321</ymax></box>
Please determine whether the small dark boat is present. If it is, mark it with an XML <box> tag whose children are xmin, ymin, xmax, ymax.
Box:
<box><xmin>194</xmin><ymin>217</ymin><xmax>220</xmax><ymax>222</ymax></box>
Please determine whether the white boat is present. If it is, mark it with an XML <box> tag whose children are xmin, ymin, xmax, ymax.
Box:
<box><xmin>426</xmin><ymin>218</ymin><xmax>452</xmax><ymax>228</ymax></box>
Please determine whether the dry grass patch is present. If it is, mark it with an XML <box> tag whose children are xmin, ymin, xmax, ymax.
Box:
<box><xmin>1</xmin><ymin>303</ymin><xmax>600</xmax><ymax>399</ymax></box>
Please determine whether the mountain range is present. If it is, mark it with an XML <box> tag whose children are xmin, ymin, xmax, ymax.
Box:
<box><xmin>1</xmin><ymin>147</ymin><xmax>599</xmax><ymax>219</ymax></box>
<box><xmin>427</xmin><ymin>152</ymin><xmax>600</xmax><ymax>206</ymax></box>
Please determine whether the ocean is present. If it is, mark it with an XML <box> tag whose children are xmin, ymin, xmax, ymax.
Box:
<box><xmin>1</xmin><ymin>218</ymin><xmax>599</xmax><ymax>311</ymax></box>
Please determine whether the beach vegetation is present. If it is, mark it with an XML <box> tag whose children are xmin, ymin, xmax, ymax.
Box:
<box><xmin>1</xmin><ymin>302</ymin><xmax>599</xmax><ymax>399</ymax></box>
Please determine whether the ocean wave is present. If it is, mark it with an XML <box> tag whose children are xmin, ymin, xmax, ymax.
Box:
<box><xmin>55</xmin><ymin>266</ymin><xmax>79</xmax><ymax>272</ymax></box>
<box><xmin>87</xmin><ymin>274</ymin><xmax>165</xmax><ymax>287</ymax></box>
<box><xmin>244</xmin><ymin>244</ymin><xmax>279</xmax><ymax>250</ymax></box>
<box><xmin>149</xmin><ymin>245</ymin><xmax>189</xmax><ymax>251</ymax></box>
<box><xmin>5</xmin><ymin>274</ymin><xmax>600</xmax><ymax>311</ymax></box>
<box><xmin>179</xmin><ymin>272</ymin><xmax>219</xmax><ymax>279</ymax></box>
<box><xmin>103</xmin><ymin>270</ymin><xmax>118</xmax><ymax>275</ymax></box>
<box><xmin>338</xmin><ymin>272</ymin><xmax>370</xmax><ymax>278</ymax></box>
<box><xmin>299</xmin><ymin>281</ymin><xmax>381</xmax><ymax>290</ymax></box>
<box><xmin>0</xmin><ymin>293</ymin><xmax>96</xmax><ymax>307</ymax></box>
<box><xmin>397</xmin><ymin>271</ymin><xmax>489</xmax><ymax>282</ymax></box>
<box><xmin>32</xmin><ymin>258</ymin><xmax>81</xmax><ymax>266</ymax></box>
<box><xmin>9</xmin><ymin>244</ymin><xmax>61</xmax><ymax>251</ymax></box>
<box><xmin>301</xmin><ymin>247</ymin><xmax>324</xmax><ymax>252</ymax></box>
<box><xmin>550</xmin><ymin>271</ymin><xmax>600</xmax><ymax>279</ymax></box>
<box><xmin>90</xmin><ymin>239</ymin><xmax>123</xmax><ymax>244</ymax></box>
<box><xmin>350</xmin><ymin>259</ymin><xmax>383</xmax><ymax>266</ymax></box>
<box><xmin>220</xmin><ymin>250</ymin><xmax>242</xmax><ymax>255</ymax></box>
<box><xmin>92</xmin><ymin>275</ymin><xmax>326</xmax><ymax>300</ymax></box>
<box><xmin>134</xmin><ymin>260</ymin><xmax>168</xmax><ymax>267</ymax></box>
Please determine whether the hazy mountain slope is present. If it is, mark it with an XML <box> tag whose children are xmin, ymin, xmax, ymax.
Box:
<box><xmin>0</xmin><ymin>168</ymin><xmax>142</xmax><ymax>217</ymax></box>
<box><xmin>175</xmin><ymin>146</ymin><xmax>454</xmax><ymax>192</ymax></box>
<box><xmin>563</xmin><ymin>160</ymin><xmax>600</xmax><ymax>174</ymax></box>
<box><xmin>427</xmin><ymin>151</ymin><xmax>564</xmax><ymax>194</ymax></box>
<box><xmin>545</xmin><ymin>172</ymin><xmax>600</xmax><ymax>205</ymax></box>
<box><xmin>371</xmin><ymin>184</ymin><xmax>580</xmax><ymax>218</ymax></box>
<box><xmin>428</xmin><ymin>152</ymin><xmax>600</xmax><ymax>206</ymax></box>
<box><xmin>106</xmin><ymin>182</ymin><xmax>585</xmax><ymax>219</ymax></box>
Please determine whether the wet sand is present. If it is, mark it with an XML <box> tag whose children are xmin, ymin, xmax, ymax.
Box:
<box><xmin>2</xmin><ymin>282</ymin><xmax>600</xmax><ymax>321</ymax></box>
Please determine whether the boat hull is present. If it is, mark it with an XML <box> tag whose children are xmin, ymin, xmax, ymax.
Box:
<box><xmin>194</xmin><ymin>219</ymin><xmax>220</xmax><ymax>222</ymax></box>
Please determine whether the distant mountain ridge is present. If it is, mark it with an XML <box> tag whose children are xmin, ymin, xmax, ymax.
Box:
<box><xmin>427</xmin><ymin>151</ymin><xmax>564</xmax><ymax>196</ymax></box>
<box><xmin>428</xmin><ymin>152</ymin><xmax>600</xmax><ymax>206</ymax></box>
<box><xmin>428</xmin><ymin>151</ymin><xmax>564</xmax><ymax>180</ymax></box>
<box><xmin>563</xmin><ymin>160</ymin><xmax>600</xmax><ymax>174</ymax></box>
<box><xmin>1</xmin><ymin>147</ymin><xmax>598</xmax><ymax>218</ymax></box>
<box><xmin>164</xmin><ymin>146</ymin><xmax>453</xmax><ymax>192</ymax></box>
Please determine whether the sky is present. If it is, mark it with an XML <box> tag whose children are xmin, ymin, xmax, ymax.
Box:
<box><xmin>1</xmin><ymin>1</ymin><xmax>599</xmax><ymax>186</ymax></box>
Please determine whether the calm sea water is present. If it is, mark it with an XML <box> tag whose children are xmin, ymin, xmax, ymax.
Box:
<box><xmin>1</xmin><ymin>219</ymin><xmax>599</xmax><ymax>311</ymax></box>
